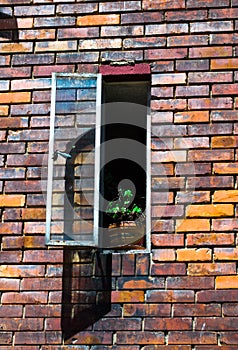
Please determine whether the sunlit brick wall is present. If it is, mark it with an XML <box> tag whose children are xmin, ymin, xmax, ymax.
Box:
<box><xmin>1</xmin><ymin>0</ymin><xmax>238</xmax><ymax>348</ymax></box>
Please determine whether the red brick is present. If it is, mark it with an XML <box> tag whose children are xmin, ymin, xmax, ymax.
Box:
<box><xmin>152</xmin><ymin>234</ymin><xmax>184</xmax><ymax>247</ymax></box>
<box><xmin>188</xmin><ymin>123</ymin><xmax>232</xmax><ymax>135</ymax></box>
<box><xmin>176</xmin><ymin>59</ymin><xmax>209</xmax><ymax>71</ymax></box>
<box><xmin>2</xmin><ymin>237</ymin><xmax>24</xmax><ymax>250</ymax></box>
<box><xmin>102</xmin><ymin>25</ymin><xmax>143</xmax><ymax>37</ymax></box>
<box><xmin>187</xmin><ymin>0</ymin><xmax>229</xmax><ymax>6</ymax></box>
<box><xmin>152</xmin><ymin>249</ymin><xmax>176</xmax><ymax>261</ymax></box>
<box><xmin>124</xmin><ymin>304</ymin><xmax>171</xmax><ymax>317</ymax></box>
<box><xmin>0</xmin><ymin>117</ymin><xmax>28</xmax><ymax>128</ymax></box>
<box><xmin>188</xmin><ymin>97</ymin><xmax>232</xmax><ymax>109</ymax></box>
<box><xmin>212</xmin><ymin>219</ymin><xmax>238</xmax><ymax>231</ymax></box>
<box><xmin>220</xmin><ymin>333</ymin><xmax>238</xmax><ymax>346</ymax></box>
<box><xmin>19</xmin><ymin>29</ymin><xmax>55</xmax><ymax>41</ymax></box>
<box><xmin>197</xmin><ymin>290</ymin><xmax>238</xmax><ymax>302</ymax></box>
<box><xmin>21</xmin><ymin>278</ymin><xmax>62</xmax><ymax>291</ymax></box>
<box><xmin>25</xmin><ymin>305</ymin><xmax>61</xmax><ymax>318</ymax></box>
<box><xmin>167</xmin><ymin>276</ymin><xmax>214</xmax><ymax>289</ymax></box>
<box><xmin>0</xmin><ymin>305</ymin><xmax>23</xmax><ymax>318</ymax></box>
<box><xmin>94</xmin><ymin>318</ymin><xmax>141</xmax><ymax>331</ymax></box>
<box><xmin>57</xmin><ymin>3</ymin><xmax>97</xmax><ymax>14</ymax></box>
<box><xmin>67</xmin><ymin>331</ymin><xmax>112</xmax><ymax>345</ymax></box>
<box><xmin>1</xmin><ymin>318</ymin><xmax>43</xmax><ymax>331</ymax></box>
<box><xmin>187</xmin><ymin>176</ymin><xmax>234</xmax><ymax>189</ymax></box>
<box><xmin>143</xmin><ymin>0</ymin><xmax>185</xmax><ymax>10</ymax></box>
<box><xmin>5</xmin><ymin>180</ymin><xmax>43</xmax><ymax>193</ymax></box>
<box><xmin>166</xmin><ymin>9</ymin><xmax>207</xmax><ymax>21</ymax></box>
<box><xmin>146</xmin><ymin>290</ymin><xmax>194</xmax><ymax>303</ymax></box>
<box><xmin>124</xmin><ymin>37</ymin><xmax>166</xmax><ymax>49</ymax></box>
<box><xmin>223</xmin><ymin>303</ymin><xmax>238</xmax><ymax>316</ymax></box>
<box><xmin>211</xmin><ymin>33</ymin><xmax>238</xmax><ymax>45</ymax></box>
<box><xmin>15</xmin><ymin>332</ymin><xmax>46</xmax><ymax>345</ymax></box>
<box><xmin>0</xmin><ymin>222</ymin><xmax>22</xmax><ymax>235</ymax></box>
<box><xmin>121</xmin><ymin>11</ymin><xmax>163</xmax><ymax>24</ymax></box>
<box><xmin>174</xmin><ymin>304</ymin><xmax>221</xmax><ymax>317</ymax></box>
<box><xmin>0</xmin><ymin>332</ymin><xmax>12</xmax><ymax>345</ymax></box>
<box><xmin>176</xmin><ymin>191</ymin><xmax>210</xmax><ymax>203</ymax></box>
<box><xmin>23</xmin><ymin>250</ymin><xmax>63</xmax><ymax>263</ymax></box>
<box><xmin>145</xmin><ymin>48</ymin><xmax>188</xmax><ymax>60</ymax></box>
<box><xmin>187</xmin><ymin>233</ymin><xmax>235</xmax><ymax>246</ymax></box>
<box><xmin>189</xmin><ymin>72</ymin><xmax>232</xmax><ymax>83</ymax></box>
<box><xmin>58</xmin><ymin>27</ymin><xmax>99</xmax><ymax>39</ymax></box>
<box><xmin>196</xmin><ymin>317</ymin><xmax>238</xmax><ymax>330</ymax></box>
<box><xmin>117</xmin><ymin>331</ymin><xmax>164</xmax><ymax>345</ymax></box>
<box><xmin>151</xmin><ymin>263</ymin><xmax>186</xmax><ymax>276</ymax></box>
<box><xmin>2</xmin><ymin>292</ymin><xmax>48</xmax><ymax>304</ymax></box>
<box><xmin>0</xmin><ymin>279</ymin><xmax>20</xmax><ymax>291</ymax></box>
<box><xmin>100</xmin><ymin>1</ymin><xmax>141</xmax><ymax>12</ymax></box>
<box><xmin>45</xmin><ymin>318</ymin><xmax>61</xmax><ymax>331</ymax></box>
<box><xmin>191</xmin><ymin>22</ymin><xmax>232</xmax><ymax>33</ymax></box>
<box><xmin>145</xmin><ymin>318</ymin><xmax>192</xmax><ymax>331</ymax></box>
<box><xmin>213</xmin><ymin>83</ymin><xmax>238</xmax><ymax>95</ymax></box>
<box><xmin>168</xmin><ymin>331</ymin><xmax>217</xmax><ymax>345</ymax></box>
<box><xmin>168</xmin><ymin>34</ymin><xmax>208</xmax><ymax>47</ymax></box>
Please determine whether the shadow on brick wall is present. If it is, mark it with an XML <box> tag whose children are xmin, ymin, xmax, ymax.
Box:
<box><xmin>61</xmin><ymin>248</ymin><xmax>112</xmax><ymax>342</ymax></box>
<box><xmin>0</xmin><ymin>12</ymin><xmax>19</xmax><ymax>41</ymax></box>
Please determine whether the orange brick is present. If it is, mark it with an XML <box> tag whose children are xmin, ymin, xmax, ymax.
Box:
<box><xmin>211</xmin><ymin>58</ymin><xmax>238</xmax><ymax>70</ymax></box>
<box><xmin>77</xmin><ymin>14</ymin><xmax>120</xmax><ymax>26</ymax></box>
<box><xmin>152</xmin><ymin>249</ymin><xmax>176</xmax><ymax>261</ymax></box>
<box><xmin>0</xmin><ymin>42</ymin><xmax>33</xmax><ymax>53</ymax></box>
<box><xmin>216</xmin><ymin>276</ymin><xmax>238</xmax><ymax>289</ymax></box>
<box><xmin>17</xmin><ymin>18</ymin><xmax>34</xmax><ymax>29</ymax></box>
<box><xmin>21</xmin><ymin>208</ymin><xmax>46</xmax><ymax>220</ymax></box>
<box><xmin>177</xmin><ymin>248</ymin><xmax>212</xmax><ymax>261</ymax></box>
<box><xmin>0</xmin><ymin>106</ymin><xmax>9</xmax><ymax>116</ymax></box>
<box><xmin>213</xmin><ymin>190</ymin><xmax>238</xmax><ymax>202</ymax></box>
<box><xmin>186</xmin><ymin>204</ymin><xmax>234</xmax><ymax>217</ymax></box>
<box><xmin>0</xmin><ymin>92</ymin><xmax>31</xmax><ymax>104</ymax></box>
<box><xmin>188</xmin><ymin>263</ymin><xmax>236</xmax><ymax>276</ymax></box>
<box><xmin>176</xmin><ymin>219</ymin><xmax>210</xmax><ymax>232</ymax></box>
<box><xmin>213</xmin><ymin>163</ymin><xmax>238</xmax><ymax>174</ymax></box>
<box><xmin>0</xmin><ymin>195</ymin><xmax>25</xmax><ymax>207</ymax></box>
<box><xmin>111</xmin><ymin>291</ymin><xmax>144</xmax><ymax>303</ymax></box>
<box><xmin>212</xmin><ymin>136</ymin><xmax>237</xmax><ymax>148</ymax></box>
<box><xmin>174</xmin><ymin>111</ymin><xmax>209</xmax><ymax>123</ymax></box>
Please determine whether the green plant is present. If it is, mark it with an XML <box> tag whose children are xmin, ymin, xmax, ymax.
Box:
<box><xmin>106</xmin><ymin>188</ymin><xmax>144</xmax><ymax>223</ymax></box>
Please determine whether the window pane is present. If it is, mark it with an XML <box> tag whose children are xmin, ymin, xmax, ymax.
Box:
<box><xmin>46</xmin><ymin>73</ymin><xmax>101</xmax><ymax>246</ymax></box>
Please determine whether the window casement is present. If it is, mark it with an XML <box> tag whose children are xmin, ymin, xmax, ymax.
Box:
<box><xmin>45</xmin><ymin>68</ymin><xmax>151</xmax><ymax>253</ymax></box>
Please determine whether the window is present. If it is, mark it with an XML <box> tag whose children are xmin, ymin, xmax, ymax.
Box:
<box><xmin>45</xmin><ymin>67</ymin><xmax>151</xmax><ymax>252</ymax></box>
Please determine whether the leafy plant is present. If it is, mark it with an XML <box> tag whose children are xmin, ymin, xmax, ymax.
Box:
<box><xmin>106</xmin><ymin>188</ymin><xmax>144</xmax><ymax>223</ymax></box>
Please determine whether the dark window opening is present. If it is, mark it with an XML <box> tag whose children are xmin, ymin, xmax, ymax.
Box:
<box><xmin>99</xmin><ymin>78</ymin><xmax>150</xmax><ymax>249</ymax></box>
<box><xmin>0</xmin><ymin>11</ymin><xmax>19</xmax><ymax>41</ymax></box>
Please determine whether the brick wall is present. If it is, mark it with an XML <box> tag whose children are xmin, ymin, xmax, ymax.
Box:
<box><xmin>1</xmin><ymin>0</ymin><xmax>238</xmax><ymax>348</ymax></box>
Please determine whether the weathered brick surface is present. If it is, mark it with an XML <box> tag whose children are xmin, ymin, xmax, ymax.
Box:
<box><xmin>0</xmin><ymin>0</ymin><xmax>238</xmax><ymax>347</ymax></box>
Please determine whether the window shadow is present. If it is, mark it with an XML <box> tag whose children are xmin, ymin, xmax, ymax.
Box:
<box><xmin>61</xmin><ymin>248</ymin><xmax>112</xmax><ymax>342</ymax></box>
<box><xmin>0</xmin><ymin>12</ymin><xmax>19</xmax><ymax>41</ymax></box>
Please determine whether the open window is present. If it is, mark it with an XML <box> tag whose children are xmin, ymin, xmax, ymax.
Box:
<box><xmin>45</xmin><ymin>67</ymin><xmax>151</xmax><ymax>252</ymax></box>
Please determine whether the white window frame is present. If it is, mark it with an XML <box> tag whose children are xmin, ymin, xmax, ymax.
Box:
<box><xmin>45</xmin><ymin>73</ymin><xmax>151</xmax><ymax>253</ymax></box>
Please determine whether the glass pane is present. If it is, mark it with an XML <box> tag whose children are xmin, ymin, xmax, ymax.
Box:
<box><xmin>46</xmin><ymin>74</ymin><xmax>101</xmax><ymax>246</ymax></box>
